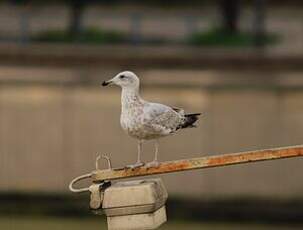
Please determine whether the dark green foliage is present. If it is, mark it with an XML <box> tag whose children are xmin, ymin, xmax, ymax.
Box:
<box><xmin>10</xmin><ymin>0</ymin><xmax>29</xmax><ymax>4</ymax></box>
<box><xmin>33</xmin><ymin>27</ymin><xmax>279</xmax><ymax>47</ymax></box>
<box><xmin>32</xmin><ymin>27</ymin><xmax>127</xmax><ymax>44</ymax></box>
<box><xmin>188</xmin><ymin>28</ymin><xmax>278</xmax><ymax>47</ymax></box>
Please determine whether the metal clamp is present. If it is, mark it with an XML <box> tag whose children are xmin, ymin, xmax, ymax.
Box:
<box><xmin>89</xmin><ymin>180</ymin><xmax>112</xmax><ymax>211</ymax></box>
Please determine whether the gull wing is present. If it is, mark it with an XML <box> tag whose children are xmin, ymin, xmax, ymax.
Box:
<box><xmin>143</xmin><ymin>102</ymin><xmax>184</xmax><ymax>133</ymax></box>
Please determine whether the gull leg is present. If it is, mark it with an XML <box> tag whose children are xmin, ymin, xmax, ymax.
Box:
<box><xmin>126</xmin><ymin>140</ymin><xmax>145</xmax><ymax>169</ymax></box>
<box><xmin>146</xmin><ymin>139</ymin><xmax>160</xmax><ymax>168</ymax></box>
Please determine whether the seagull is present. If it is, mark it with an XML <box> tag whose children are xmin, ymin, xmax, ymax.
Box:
<box><xmin>102</xmin><ymin>71</ymin><xmax>201</xmax><ymax>169</ymax></box>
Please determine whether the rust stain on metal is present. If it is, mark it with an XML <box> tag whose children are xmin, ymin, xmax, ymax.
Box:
<box><xmin>92</xmin><ymin>145</ymin><xmax>303</xmax><ymax>182</ymax></box>
<box><xmin>118</xmin><ymin>161</ymin><xmax>189</xmax><ymax>177</ymax></box>
<box><xmin>206</xmin><ymin>148</ymin><xmax>303</xmax><ymax>168</ymax></box>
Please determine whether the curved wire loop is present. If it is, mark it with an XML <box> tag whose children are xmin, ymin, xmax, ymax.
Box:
<box><xmin>69</xmin><ymin>154</ymin><xmax>112</xmax><ymax>193</ymax></box>
<box><xmin>69</xmin><ymin>172</ymin><xmax>92</xmax><ymax>193</ymax></box>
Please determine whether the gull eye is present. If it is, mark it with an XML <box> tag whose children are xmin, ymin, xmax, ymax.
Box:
<box><xmin>120</xmin><ymin>75</ymin><xmax>125</xmax><ymax>79</ymax></box>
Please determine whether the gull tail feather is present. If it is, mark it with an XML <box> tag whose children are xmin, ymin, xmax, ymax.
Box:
<box><xmin>180</xmin><ymin>113</ymin><xmax>201</xmax><ymax>129</ymax></box>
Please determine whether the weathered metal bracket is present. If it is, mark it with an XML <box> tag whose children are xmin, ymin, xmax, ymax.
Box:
<box><xmin>69</xmin><ymin>145</ymin><xmax>303</xmax><ymax>191</ymax></box>
<box><xmin>91</xmin><ymin>145</ymin><xmax>303</xmax><ymax>182</ymax></box>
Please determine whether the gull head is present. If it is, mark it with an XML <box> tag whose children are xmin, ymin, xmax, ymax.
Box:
<box><xmin>102</xmin><ymin>71</ymin><xmax>140</xmax><ymax>89</ymax></box>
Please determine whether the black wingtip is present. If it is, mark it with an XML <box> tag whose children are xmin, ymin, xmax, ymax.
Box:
<box><xmin>185</xmin><ymin>113</ymin><xmax>202</xmax><ymax>117</ymax></box>
<box><xmin>180</xmin><ymin>113</ymin><xmax>201</xmax><ymax>129</ymax></box>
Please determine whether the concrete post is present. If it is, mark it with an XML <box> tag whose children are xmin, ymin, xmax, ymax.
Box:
<box><xmin>102</xmin><ymin>178</ymin><xmax>167</xmax><ymax>230</ymax></box>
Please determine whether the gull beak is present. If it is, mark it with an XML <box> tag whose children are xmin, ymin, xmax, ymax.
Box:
<box><xmin>102</xmin><ymin>80</ymin><xmax>112</xmax><ymax>86</ymax></box>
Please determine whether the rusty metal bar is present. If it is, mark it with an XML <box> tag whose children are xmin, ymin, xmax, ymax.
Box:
<box><xmin>92</xmin><ymin>145</ymin><xmax>303</xmax><ymax>182</ymax></box>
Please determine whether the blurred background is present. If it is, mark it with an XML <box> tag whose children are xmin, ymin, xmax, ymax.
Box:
<box><xmin>0</xmin><ymin>0</ymin><xmax>303</xmax><ymax>229</ymax></box>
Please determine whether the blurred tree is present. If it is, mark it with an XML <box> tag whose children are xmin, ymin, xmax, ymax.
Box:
<box><xmin>67</xmin><ymin>0</ymin><xmax>86</xmax><ymax>38</ymax></box>
<box><xmin>10</xmin><ymin>0</ymin><xmax>30</xmax><ymax>43</ymax></box>
<box><xmin>219</xmin><ymin>0</ymin><xmax>240</xmax><ymax>34</ymax></box>
<box><xmin>253</xmin><ymin>0</ymin><xmax>266</xmax><ymax>47</ymax></box>
<box><xmin>67</xmin><ymin>0</ymin><xmax>109</xmax><ymax>39</ymax></box>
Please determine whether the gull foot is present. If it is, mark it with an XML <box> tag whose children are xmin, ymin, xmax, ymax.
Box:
<box><xmin>125</xmin><ymin>161</ymin><xmax>145</xmax><ymax>169</ymax></box>
<box><xmin>145</xmin><ymin>160</ymin><xmax>160</xmax><ymax>168</ymax></box>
